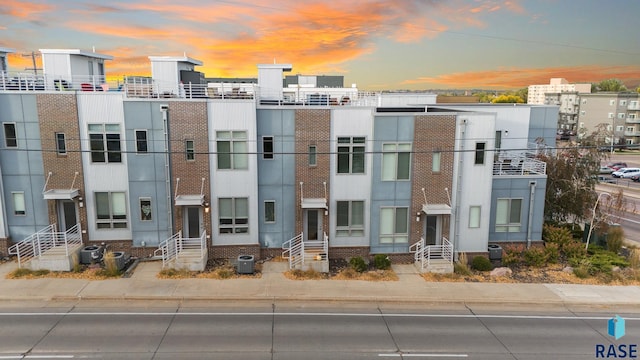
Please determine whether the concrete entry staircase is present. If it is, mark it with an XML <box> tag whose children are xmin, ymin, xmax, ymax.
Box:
<box><xmin>409</xmin><ymin>237</ymin><xmax>454</xmax><ymax>274</ymax></box>
<box><xmin>8</xmin><ymin>224</ymin><xmax>83</xmax><ymax>271</ymax></box>
<box><xmin>155</xmin><ymin>231</ymin><xmax>208</xmax><ymax>271</ymax></box>
<box><xmin>282</xmin><ymin>232</ymin><xmax>329</xmax><ymax>273</ymax></box>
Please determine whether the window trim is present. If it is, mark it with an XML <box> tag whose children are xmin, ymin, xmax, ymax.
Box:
<box><xmin>55</xmin><ymin>132</ymin><xmax>67</xmax><ymax>155</ymax></box>
<box><xmin>308</xmin><ymin>145</ymin><xmax>317</xmax><ymax>167</ymax></box>
<box><xmin>382</xmin><ymin>143</ymin><xmax>411</xmax><ymax>181</ymax></box>
<box><xmin>264</xmin><ymin>200</ymin><xmax>275</xmax><ymax>223</ymax></box>
<box><xmin>3</xmin><ymin>123</ymin><xmax>17</xmax><ymax>148</ymax></box>
<box><xmin>469</xmin><ymin>206</ymin><xmax>481</xmax><ymax>228</ymax></box>
<box><xmin>379</xmin><ymin>206</ymin><xmax>409</xmax><ymax>244</ymax></box>
<box><xmin>475</xmin><ymin>142</ymin><xmax>486</xmax><ymax>165</ymax></box>
<box><xmin>95</xmin><ymin>191</ymin><xmax>128</xmax><ymax>229</ymax></box>
<box><xmin>262</xmin><ymin>136</ymin><xmax>274</xmax><ymax>160</ymax></box>
<box><xmin>218</xmin><ymin>197</ymin><xmax>249</xmax><ymax>234</ymax></box>
<box><xmin>216</xmin><ymin>131</ymin><xmax>248</xmax><ymax>170</ymax></box>
<box><xmin>337</xmin><ymin>136</ymin><xmax>365</xmax><ymax>174</ymax></box>
<box><xmin>185</xmin><ymin>139</ymin><xmax>195</xmax><ymax>161</ymax></box>
<box><xmin>495</xmin><ymin>198</ymin><xmax>522</xmax><ymax>233</ymax></box>
<box><xmin>12</xmin><ymin>191</ymin><xmax>26</xmax><ymax>216</ymax></box>
<box><xmin>88</xmin><ymin>124</ymin><xmax>121</xmax><ymax>163</ymax></box>
<box><xmin>135</xmin><ymin>129</ymin><xmax>148</xmax><ymax>154</ymax></box>
<box><xmin>139</xmin><ymin>197</ymin><xmax>152</xmax><ymax>221</ymax></box>
<box><xmin>336</xmin><ymin>200</ymin><xmax>365</xmax><ymax>236</ymax></box>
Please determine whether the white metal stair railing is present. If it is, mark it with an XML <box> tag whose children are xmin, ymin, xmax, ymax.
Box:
<box><xmin>176</xmin><ymin>231</ymin><xmax>207</xmax><ymax>261</ymax></box>
<box><xmin>410</xmin><ymin>237</ymin><xmax>453</xmax><ymax>271</ymax></box>
<box><xmin>155</xmin><ymin>231</ymin><xmax>181</xmax><ymax>268</ymax></box>
<box><xmin>282</xmin><ymin>233</ymin><xmax>304</xmax><ymax>270</ymax></box>
<box><xmin>8</xmin><ymin>224</ymin><xmax>83</xmax><ymax>269</ymax></box>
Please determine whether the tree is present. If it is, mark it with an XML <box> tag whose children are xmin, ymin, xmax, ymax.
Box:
<box><xmin>636</xmin><ymin>86</ymin><xmax>640</xmax><ymax>93</ymax></box>
<box><xmin>514</xmin><ymin>88</ymin><xmax>528</xmax><ymax>103</ymax></box>
<box><xmin>592</xmin><ymin>79</ymin><xmax>628</xmax><ymax>92</ymax></box>
<box><xmin>473</xmin><ymin>91</ymin><xmax>495</xmax><ymax>103</ymax></box>
<box><xmin>541</xmin><ymin>128</ymin><xmax>609</xmax><ymax>223</ymax></box>
<box><xmin>492</xmin><ymin>94</ymin><xmax>524</xmax><ymax>103</ymax></box>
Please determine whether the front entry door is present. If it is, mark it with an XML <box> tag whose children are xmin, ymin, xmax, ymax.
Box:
<box><xmin>58</xmin><ymin>200</ymin><xmax>78</xmax><ymax>232</ymax></box>
<box><xmin>184</xmin><ymin>206</ymin><xmax>202</xmax><ymax>238</ymax></box>
<box><xmin>304</xmin><ymin>209</ymin><xmax>322</xmax><ymax>241</ymax></box>
<box><xmin>424</xmin><ymin>215</ymin><xmax>440</xmax><ymax>246</ymax></box>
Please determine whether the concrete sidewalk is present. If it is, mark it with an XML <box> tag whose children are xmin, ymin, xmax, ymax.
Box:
<box><xmin>1</xmin><ymin>260</ymin><xmax>639</xmax><ymax>306</ymax></box>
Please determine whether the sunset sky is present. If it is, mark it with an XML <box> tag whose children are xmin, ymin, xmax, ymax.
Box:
<box><xmin>1</xmin><ymin>0</ymin><xmax>639</xmax><ymax>90</ymax></box>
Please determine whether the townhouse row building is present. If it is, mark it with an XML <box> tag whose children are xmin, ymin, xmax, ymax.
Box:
<box><xmin>0</xmin><ymin>48</ymin><xmax>554</xmax><ymax>270</ymax></box>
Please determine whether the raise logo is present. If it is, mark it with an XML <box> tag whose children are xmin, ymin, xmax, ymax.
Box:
<box><xmin>595</xmin><ymin>315</ymin><xmax>637</xmax><ymax>359</ymax></box>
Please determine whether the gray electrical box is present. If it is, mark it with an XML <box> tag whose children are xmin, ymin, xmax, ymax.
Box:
<box><xmin>237</xmin><ymin>255</ymin><xmax>255</xmax><ymax>274</ymax></box>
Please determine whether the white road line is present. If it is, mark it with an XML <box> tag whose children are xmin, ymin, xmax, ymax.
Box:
<box><xmin>0</xmin><ymin>312</ymin><xmax>637</xmax><ymax>320</ymax></box>
<box><xmin>0</xmin><ymin>357</ymin><xmax>74</xmax><ymax>359</ymax></box>
<box><xmin>379</xmin><ymin>354</ymin><xmax>468</xmax><ymax>358</ymax></box>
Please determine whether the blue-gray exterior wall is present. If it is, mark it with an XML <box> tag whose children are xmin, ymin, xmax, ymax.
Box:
<box><xmin>370</xmin><ymin>115</ymin><xmax>414</xmax><ymax>253</ymax></box>
<box><xmin>529</xmin><ymin>106</ymin><xmax>558</xmax><ymax>147</ymax></box>
<box><xmin>489</xmin><ymin>176</ymin><xmax>547</xmax><ymax>242</ymax></box>
<box><xmin>123</xmin><ymin>101</ymin><xmax>171</xmax><ymax>246</ymax></box>
<box><xmin>257</xmin><ymin>109</ymin><xmax>296</xmax><ymax>248</ymax></box>
<box><xmin>0</xmin><ymin>94</ymin><xmax>48</xmax><ymax>241</ymax></box>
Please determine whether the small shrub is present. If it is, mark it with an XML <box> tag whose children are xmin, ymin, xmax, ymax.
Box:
<box><xmin>563</xmin><ymin>240</ymin><xmax>587</xmax><ymax>262</ymax></box>
<box><xmin>349</xmin><ymin>256</ymin><xmax>368</xmax><ymax>273</ymax></box>
<box><xmin>543</xmin><ymin>224</ymin><xmax>574</xmax><ymax>249</ymax></box>
<box><xmin>373</xmin><ymin>254</ymin><xmax>391</xmax><ymax>270</ymax></box>
<box><xmin>455</xmin><ymin>253</ymin><xmax>472</xmax><ymax>276</ymax></box>
<box><xmin>589</xmin><ymin>251</ymin><xmax>629</xmax><ymax>274</ymax></box>
<box><xmin>471</xmin><ymin>256</ymin><xmax>492</xmax><ymax>271</ymax></box>
<box><xmin>523</xmin><ymin>246</ymin><xmax>547</xmax><ymax>267</ymax></box>
<box><xmin>606</xmin><ymin>226</ymin><xmax>625</xmax><ymax>254</ymax></box>
<box><xmin>544</xmin><ymin>242</ymin><xmax>559</xmax><ymax>264</ymax></box>
<box><xmin>100</xmin><ymin>251</ymin><xmax>120</xmax><ymax>277</ymax></box>
<box><xmin>216</xmin><ymin>267</ymin><xmax>234</xmax><ymax>279</ymax></box>
<box><xmin>502</xmin><ymin>244</ymin><xmax>524</xmax><ymax>266</ymax></box>
<box><xmin>629</xmin><ymin>249</ymin><xmax>640</xmax><ymax>269</ymax></box>
<box><xmin>573</xmin><ymin>263</ymin><xmax>591</xmax><ymax>279</ymax></box>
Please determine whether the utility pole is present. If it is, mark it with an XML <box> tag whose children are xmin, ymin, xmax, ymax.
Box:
<box><xmin>22</xmin><ymin>51</ymin><xmax>41</xmax><ymax>75</ymax></box>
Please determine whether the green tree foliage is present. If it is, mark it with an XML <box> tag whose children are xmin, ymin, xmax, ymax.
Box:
<box><xmin>637</xmin><ymin>86</ymin><xmax>640</xmax><ymax>93</ymax></box>
<box><xmin>515</xmin><ymin>88</ymin><xmax>528</xmax><ymax>103</ymax></box>
<box><xmin>473</xmin><ymin>91</ymin><xmax>495</xmax><ymax>103</ymax></box>
<box><xmin>491</xmin><ymin>94</ymin><xmax>524</xmax><ymax>103</ymax></box>
<box><xmin>592</xmin><ymin>79</ymin><xmax>628</xmax><ymax>92</ymax></box>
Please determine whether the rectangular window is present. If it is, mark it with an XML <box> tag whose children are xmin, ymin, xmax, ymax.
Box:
<box><xmin>55</xmin><ymin>133</ymin><xmax>67</xmax><ymax>155</ymax></box>
<box><xmin>140</xmin><ymin>198</ymin><xmax>152</xmax><ymax>221</ymax></box>
<box><xmin>185</xmin><ymin>140</ymin><xmax>195</xmax><ymax>161</ymax></box>
<box><xmin>263</xmin><ymin>136</ymin><xmax>274</xmax><ymax>159</ymax></box>
<box><xmin>432</xmin><ymin>152</ymin><xmax>441</xmax><ymax>173</ymax></box>
<box><xmin>580</xmin><ymin>110</ymin><xmax>585</xmax><ymax>116</ymax></box>
<box><xmin>309</xmin><ymin>145</ymin><xmax>317</xmax><ymax>166</ymax></box>
<box><xmin>217</xmin><ymin>131</ymin><xmax>248</xmax><ymax>170</ymax></box>
<box><xmin>336</xmin><ymin>201</ymin><xmax>364</xmax><ymax>236</ymax></box>
<box><xmin>620</xmin><ymin>100</ymin><xmax>627</xmax><ymax>106</ymax></box>
<box><xmin>379</xmin><ymin>207</ymin><xmax>408</xmax><ymax>244</ymax></box>
<box><xmin>495</xmin><ymin>198</ymin><xmax>522</xmax><ymax>232</ymax></box>
<box><xmin>610</xmin><ymin>100</ymin><xmax>616</xmax><ymax>106</ymax></box>
<box><xmin>608</xmin><ymin>113</ymin><xmax>614</xmax><ymax>119</ymax></box>
<box><xmin>337</xmin><ymin>136</ymin><xmax>365</xmax><ymax>174</ymax></box>
<box><xmin>135</xmin><ymin>130</ymin><xmax>148</xmax><ymax>153</ymax></box>
<box><xmin>469</xmin><ymin>206</ymin><xmax>481</xmax><ymax>228</ymax></box>
<box><xmin>382</xmin><ymin>143</ymin><xmax>411</xmax><ymax>180</ymax></box>
<box><xmin>629</xmin><ymin>114</ymin><xmax>637</xmax><ymax>120</ymax></box>
<box><xmin>89</xmin><ymin>124</ymin><xmax>121</xmax><ymax>163</ymax></box>
<box><xmin>219</xmin><ymin>197</ymin><xmax>249</xmax><ymax>234</ymax></box>
<box><xmin>95</xmin><ymin>192</ymin><xmax>128</xmax><ymax>229</ymax></box>
<box><xmin>618</xmin><ymin>113</ymin><xmax>626</xmax><ymax>119</ymax></box>
<box><xmin>616</xmin><ymin>125</ymin><xmax>624</xmax><ymax>132</ymax></box>
<box><xmin>264</xmin><ymin>201</ymin><xmax>275</xmax><ymax>223</ymax></box>
<box><xmin>582</xmin><ymin>99</ymin><xmax>587</xmax><ymax>105</ymax></box>
<box><xmin>3</xmin><ymin>123</ymin><xmax>17</xmax><ymax>148</ymax></box>
<box><xmin>12</xmin><ymin>192</ymin><xmax>25</xmax><ymax>215</ymax></box>
<box><xmin>475</xmin><ymin>142</ymin><xmax>486</xmax><ymax>165</ymax></box>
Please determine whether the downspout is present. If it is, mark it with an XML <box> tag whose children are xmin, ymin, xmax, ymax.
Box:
<box><xmin>161</xmin><ymin>105</ymin><xmax>175</xmax><ymax>236</ymax></box>
<box><xmin>454</xmin><ymin>118</ymin><xmax>467</xmax><ymax>257</ymax></box>
<box><xmin>527</xmin><ymin>181</ymin><xmax>536</xmax><ymax>249</ymax></box>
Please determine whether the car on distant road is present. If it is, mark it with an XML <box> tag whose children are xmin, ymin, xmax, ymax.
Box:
<box><xmin>599</xmin><ymin>166</ymin><xmax>614</xmax><ymax>174</ymax></box>
<box><xmin>607</xmin><ymin>162</ymin><xmax>628</xmax><ymax>171</ymax></box>
<box><xmin>598</xmin><ymin>175</ymin><xmax>617</xmax><ymax>184</ymax></box>
<box><xmin>612</xmin><ymin>167</ymin><xmax>640</xmax><ymax>178</ymax></box>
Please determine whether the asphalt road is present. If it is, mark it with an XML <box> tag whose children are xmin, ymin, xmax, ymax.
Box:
<box><xmin>0</xmin><ymin>301</ymin><xmax>638</xmax><ymax>360</ymax></box>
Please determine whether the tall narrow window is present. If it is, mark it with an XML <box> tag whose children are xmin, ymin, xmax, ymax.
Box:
<box><xmin>12</xmin><ymin>192</ymin><xmax>25</xmax><ymax>215</ymax></box>
<box><xmin>217</xmin><ymin>131</ymin><xmax>248</xmax><ymax>170</ymax></box>
<box><xmin>336</xmin><ymin>201</ymin><xmax>364</xmax><ymax>236</ymax></box>
<box><xmin>495</xmin><ymin>198</ymin><xmax>522</xmax><ymax>232</ymax></box>
<box><xmin>337</xmin><ymin>137</ymin><xmax>365</xmax><ymax>174</ymax></box>
<box><xmin>475</xmin><ymin>142</ymin><xmax>486</xmax><ymax>165</ymax></box>
<box><xmin>3</xmin><ymin>123</ymin><xmax>17</xmax><ymax>148</ymax></box>
<box><xmin>432</xmin><ymin>152</ymin><xmax>441</xmax><ymax>173</ymax></box>
<box><xmin>264</xmin><ymin>201</ymin><xmax>275</xmax><ymax>223</ymax></box>
<box><xmin>55</xmin><ymin>133</ymin><xmax>67</xmax><ymax>155</ymax></box>
<box><xmin>469</xmin><ymin>206</ymin><xmax>481</xmax><ymax>228</ymax></box>
<box><xmin>309</xmin><ymin>145</ymin><xmax>317</xmax><ymax>166</ymax></box>
<box><xmin>185</xmin><ymin>140</ymin><xmax>195</xmax><ymax>161</ymax></box>
<box><xmin>379</xmin><ymin>207</ymin><xmax>408</xmax><ymax>244</ymax></box>
<box><xmin>263</xmin><ymin>136</ymin><xmax>274</xmax><ymax>159</ymax></box>
<box><xmin>382</xmin><ymin>143</ymin><xmax>411</xmax><ymax>180</ymax></box>
<box><xmin>135</xmin><ymin>130</ymin><xmax>148</xmax><ymax>153</ymax></box>
<box><xmin>140</xmin><ymin>198</ymin><xmax>152</xmax><ymax>221</ymax></box>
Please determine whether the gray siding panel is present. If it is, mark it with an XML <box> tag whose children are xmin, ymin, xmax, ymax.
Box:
<box><xmin>257</xmin><ymin>109</ymin><xmax>296</xmax><ymax>247</ymax></box>
<box><xmin>123</xmin><ymin>101</ymin><xmax>170</xmax><ymax>246</ymax></box>
<box><xmin>489</xmin><ymin>177</ymin><xmax>546</xmax><ymax>242</ymax></box>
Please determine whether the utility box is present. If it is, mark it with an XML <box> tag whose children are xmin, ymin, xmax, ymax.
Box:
<box><xmin>488</xmin><ymin>244</ymin><xmax>503</xmax><ymax>261</ymax></box>
<box><xmin>80</xmin><ymin>245</ymin><xmax>102</xmax><ymax>264</ymax></box>
<box><xmin>237</xmin><ymin>255</ymin><xmax>255</xmax><ymax>274</ymax></box>
<box><xmin>111</xmin><ymin>251</ymin><xmax>130</xmax><ymax>271</ymax></box>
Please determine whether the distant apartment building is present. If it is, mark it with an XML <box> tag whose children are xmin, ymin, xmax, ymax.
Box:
<box><xmin>528</xmin><ymin>78</ymin><xmax>591</xmax><ymax>105</ymax></box>
<box><xmin>577</xmin><ymin>93</ymin><xmax>640</xmax><ymax>145</ymax></box>
<box><xmin>0</xmin><ymin>47</ymin><xmax>553</xmax><ymax>273</ymax></box>
<box><xmin>544</xmin><ymin>91</ymin><xmax>580</xmax><ymax>133</ymax></box>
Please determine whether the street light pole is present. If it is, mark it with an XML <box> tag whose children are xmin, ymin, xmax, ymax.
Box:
<box><xmin>585</xmin><ymin>192</ymin><xmax>611</xmax><ymax>250</ymax></box>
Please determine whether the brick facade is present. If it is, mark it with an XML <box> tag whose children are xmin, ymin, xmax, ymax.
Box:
<box><xmin>410</xmin><ymin>114</ymin><xmax>456</xmax><ymax>245</ymax></box>
<box><xmin>294</xmin><ymin>109</ymin><xmax>331</xmax><ymax>235</ymax></box>
<box><xmin>167</xmin><ymin>101</ymin><xmax>211</xmax><ymax>237</ymax></box>
<box><xmin>36</xmin><ymin>94</ymin><xmax>89</xmax><ymax>242</ymax></box>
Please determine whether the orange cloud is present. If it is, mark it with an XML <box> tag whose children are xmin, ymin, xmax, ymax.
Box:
<box><xmin>0</xmin><ymin>0</ymin><xmax>55</xmax><ymax>19</ymax></box>
<box><xmin>403</xmin><ymin>65</ymin><xmax>640</xmax><ymax>89</ymax></box>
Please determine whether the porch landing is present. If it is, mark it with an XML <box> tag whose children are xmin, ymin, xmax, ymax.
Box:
<box><xmin>27</xmin><ymin>243</ymin><xmax>83</xmax><ymax>272</ymax></box>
